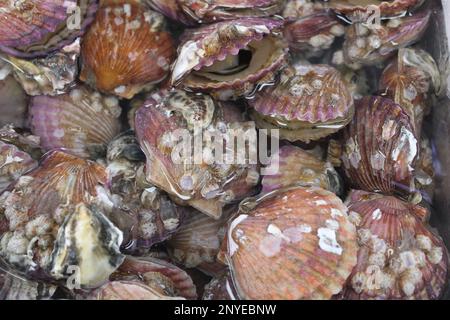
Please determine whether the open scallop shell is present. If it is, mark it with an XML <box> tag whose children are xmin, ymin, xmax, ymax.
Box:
<box><xmin>171</xmin><ymin>17</ymin><xmax>288</xmax><ymax>100</ymax></box>
<box><xmin>341</xmin><ymin>96</ymin><xmax>418</xmax><ymax>196</ymax></box>
<box><xmin>0</xmin><ymin>0</ymin><xmax>98</xmax><ymax>58</ymax></box>
<box><xmin>29</xmin><ymin>86</ymin><xmax>122</xmax><ymax>159</ymax></box>
<box><xmin>340</xmin><ymin>190</ymin><xmax>448</xmax><ymax>299</ymax></box>
<box><xmin>248</xmin><ymin>64</ymin><xmax>354</xmax><ymax>142</ymax></box>
<box><xmin>80</xmin><ymin>1</ymin><xmax>175</xmax><ymax>99</ymax></box>
<box><xmin>222</xmin><ymin>186</ymin><xmax>358</xmax><ymax>299</ymax></box>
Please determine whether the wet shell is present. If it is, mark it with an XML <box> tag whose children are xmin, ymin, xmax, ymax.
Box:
<box><xmin>146</xmin><ymin>0</ymin><xmax>286</xmax><ymax>25</ymax></box>
<box><xmin>113</xmin><ymin>256</ymin><xmax>198</xmax><ymax>299</ymax></box>
<box><xmin>50</xmin><ymin>203</ymin><xmax>124</xmax><ymax>288</ymax></box>
<box><xmin>0</xmin><ymin>75</ymin><xmax>28</xmax><ymax>128</ymax></box>
<box><xmin>80</xmin><ymin>1</ymin><xmax>176</xmax><ymax>99</ymax></box>
<box><xmin>262</xmin><ymin>145</ymin><xmax>343</xmax><ymax>195</ymax></box>
<box><xmin>284</xmin><ymin>11</ymin><xmax>345</xmax><ymax>56</ymax></box>
<box><xmin>87</xmin><ymin>280</ymin><xmax>184</xmax><ymax>300</ymax></box>
<box><xmin>4</xmin><ymin>39</ymin><xmax>80</xmax><ymax>96</ymax></box>
<box><xmin>29</xmin><ymin>86</ymin><xmax>122</xmax><ymax>159</ymax></box>
<box><xmin>282</xmin><ymin>0</ymin><xmax>325</xmax><ymax>20</ymax></box>
<box><xmin>248</xmin><ymin>64</ymin><xmax>354</xmax><ymax>143</ymax></box>
<box><xmin>0</xmin><ymin>262</ymin><xmax>57</xmax><ymax>300</ymax></box>
<box><xmin>203</xmin><ymin>270</ymin><xmax>238</xmax><ymax>300</ymax></box>
<box><xmin>0</xmin><ymin>141</ymin><xmax>37</xmax><ymax>194</ymax></box>
<box><xmin>341</xmin><ymin>190</ymin><xmax>448</xmax><ymax>299</ymax></box>
<box><xmin>167</xmin><ymin>209</ymin><xmax>229</xmax><ymax>268</ymax></box>
<box><xmin>324</xmin><ymin>0</ymin><xmax>425</xmax><ymax>22</ymax></box>
<box><xmin>171</xmin><ymin>17</ymin><xmax>288</xmax><ymax>100</ymax></box>
<box><xmin>342</xmin><ymin>9</ymin><xmax>430</xmax><ymax>66</ymax></box>
<box><xmin>0</xmin><ymin>151</ymin><xmax>110</xmax><ymax>280</ymax></box>
<box><xmin>135</xmin><ymin>90</ymin><xmax>260</xmax><ymax>219</ymax></box>
<box><xmin>222</xmin><ymin>186</ymin><xmax>358</xmax><ymax>300</ymax></box>
<box><xmin>0</xmin><ymin>125</ymin><xmax>43</xmax><ymax>161</ymax></box>
<box><xmin>379</xmin><ymin>48</ymin><xmax>441</xmax><ymax>136</ymax></box>
<box><xmin>0</xmin><ymin>0</ymin><xmax>98</xmax><ymax>58</ymax></box>
<box><xmin>341</xmin><ymin>96</ymin><xmax>418</xmax><ymax>196</ymax></box>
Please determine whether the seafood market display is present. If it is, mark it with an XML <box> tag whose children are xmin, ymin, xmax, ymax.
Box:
<box><xmin>0</xmin><ymin>0</ymin><xmax>448</xmax><ymax>300</ymax></box>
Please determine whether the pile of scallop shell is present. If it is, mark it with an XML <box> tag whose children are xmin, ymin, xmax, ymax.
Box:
<box><xmin>0</xmin><ymin>0</ymin><xmax>448</xmax><ymax>300</ymax></box>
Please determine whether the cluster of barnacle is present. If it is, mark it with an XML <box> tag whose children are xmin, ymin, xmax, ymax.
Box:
<box><xmin>0</xmin><ymin>0</ymin><xmax>448</xmax><ymax>300</ymax></box>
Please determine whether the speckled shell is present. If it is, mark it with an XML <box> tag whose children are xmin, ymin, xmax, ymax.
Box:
<box><xmin>29</xmin><ymin>86</ymin><xmax>122</xmax><ymax>159</ymax></box>
<box><xmin>342</xmin><ymin>9</ymin><xmax>430</xmax><ymax>66</ymax></box>
<box><xmin>167</xmin><ymin>209</ymin><xmax>229</xmax><ymax>268</ymax></box>
<box><xmin>282</xmin><ymin>0</ymin><xmax>325</xmax><ymax>20</ymax></box>
<box><xmin>171</xmin><ymin>18</ymin><xmax>288</xmax><ymax>100</ymax></box>
<box><xmin>284</xmin><ymin>11</ymin><xmax>345</xmax><ymax>55</ymax></box>
<box><xmin>222</xmin><ymin>186</ymin><xmax>358</xmax><ymax>300</ymax></box>
<box><xmin>0</xmin><ymin>75</ymin><xmax>28</xmax><ymax>128</ymax></box>
<box><xmin>80</xmin><ymin>1</ymin><xmax>175</xmax><ymax>99</ymax></box>
<box><xmin>5</xmin><ymin>39</ymin><xmax>80</xmax><ymax>96</ymax></box>
<box><xmin>341</xmin><ymin>96</ymin><xmax>418</xmax><ymax>196</ymax></box>
<box><xmin>0</xmin><ymin>0</ymin><xmax>98</xmax><ymax>58</ymax></box>
<box><xmin>340</xmin><ymin>190</ymin><xmax>448</xmax><ymax>300</ymax></box>
<box><xmin>262</xmin><ymin>145</ymin><xmax>343</xmax><ymax>195</ymax></box>
<box><xmin>146</xmin><ymin>0</ymin><xmax>286</xmax><ymax>25</ymax></box>
<box><xmin>113</xmin><ymin>256</ymin><xmax>198</xmax><ymax>299</ymax></box>
<box><xmin>0</xmin><ymin>151</ymin><xmax>109</xmax><ymax>279</ymax></box>
<box><xmin>248</xmin><ymin>64</ymin><xmax>354</xmax><ymax>143</ymax></box>
<box><xmin>0</xmin><ymin>125</ymin><xmax>43</xmax><ymax>161</ymax></box>
<box><xmin>0</xmin><ymin>141</ymin><xmax>37</xmax><ymax>194</ymax></box>
<box><xmin>379</xmin><ymin>48</ymin><xmax>440</xmax><ymax>136</ymax></box>
<box><xmin>324</xmin><ymin>0</ymin><xmax>425</xmax><ymax>21</ymax></box>
<box><xmin>135</xmin><ymin>90</ymin><xmax>260</xmax><ymax>219</ymax></box>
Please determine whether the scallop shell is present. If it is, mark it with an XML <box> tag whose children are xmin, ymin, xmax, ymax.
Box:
<box><xmin>0</xmin><ymin>141</ymin><xmax>37</xmax><ymax>194</ymax></box>
<box><xmin>0</xmin><ymin>0</ymin><xmax>98</xmax><ymax>58</ymax></box>
<box><xmin>50</xmin><ymin>203</ymin><xmax>124</xmax><ymax>288</ymax></box>
<box><xmin>167</xmin><ymin>209</ymin><xmax>229</xmax><ymax>268</ymax></box>
<box><xmin>324</xmin><ymin>0</ymin><xmax>425</xmax><ymax>22</ymax></box>
<box><xmin>340</xmin><ymin>190</ymin><xmax>448</xmax><ymax>299</ymax></box>
<box><xmin>4</xmin><ymin>39</ymin><xmax>80</xmax><ymax>96</ymax></box>
<box><xmin>222</xmin><ymin>186</ymin><xmax>358</xmax><ymax>300</ymax></box>
<box><xmin>0</xmin><ymin>125</ymin><xmax>43</xmax><ymax>161</ymax></box>
<box><xmin>146</xmin><ymin>0</ymin><xmax>286</xmax><ymax>25</ymax></box>
<box><xmin>87</xmin><ymin>280</ymin><xmax>185</xmax><ymax>300</ymax></box>
<box><xmin>342</xmin><ymin>9</ymin><xmax>430</xmax><ymax>66</ymax></box>
<box><xmin>284</xmin><ymin>11</ymin><xmax>345</xmax><ymax>56</ymax></box>
<box><xmin>203</xmin><ymin>270</ymin><xmax>238</xmax><ymax>300</ymax></box>
<box><xmin>171</xmin><ymin>17</ymin><xmax>288</xmax><ymax>100</ymax></box>
<box><xmin>248</xmin><ymin>64</ymin><xmax>354</xmax><ymax>143</ymax></box>
<box><xmin>379</xmin><ymin>48</ymin><xmax>440</xmax><ymax>136</ymax></box>
<box><xmin>114</xmin><ymin>256</ymin><xmax>198</xmax><ymax>299</ymax></box>
<box><xmin>262</xmin><ymin>145</ymin><xmax>343</xmax><ymax>195</ymax></box>
<box><xmin>341</xmin><ymin>96</ymin><xmax>418</xmax><ymax>196</ymax></box>
<box><xmin>282</xmin><ymin>0</ymin><xmax>325</xmax><ymax>20</ymax></box>
<box><xmin>0</xmin><ymin>74</ymin><xmax>28</xmax><ymax>128</ymax></box>
<box><xmin>135</xmin><ymin>90</ymin><xmax>259</xmax><ymax>219</ymax></box>
<box><xmin>29</xmin><ymin>86</ymin><xmax>122</xmax><ymax>159</ymax></box>
<box><xmin>80</xmin><ymin>1</ymin><xmax>175</xmax><ymax>99</ymax></box>
<box><xmin>0</xmin><ymin>150</ymin><xmax>109</xmax><ymax>279</ymax></box>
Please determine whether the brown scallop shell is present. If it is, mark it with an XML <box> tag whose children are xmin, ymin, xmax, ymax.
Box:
<box><xmin>222</xmin><ymin>186</ymin><xmax>358</xmax><ymax>300</ymax></box>
<box><xmin>340</xmin><ymin>190</ymin><xmax>448</xmax><ymax>299</ymax></box>
<box><xmin>80</xmin><ymin>1</ymin><xmax>175</xmax><ymax>99</ymax></box>
<box><xmin>341</xmin><ymin>96</ymin><xmax>418</xmax><ymax>196</ymax></box>
<box><xmin>248</xmin><ymin>64</ymin><xmax>354</xmax><ymax>143</ymax></box>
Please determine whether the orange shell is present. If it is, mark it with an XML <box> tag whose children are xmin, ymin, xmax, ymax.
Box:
<box><xmin>80</xmin><ymin>1</ymin><xmax>175</xmax><ymax>98</ymax></box>
<box><xmin>224</xmin><ymin>187</ymin><xmax>358</xmax><ymax>299</ymax></box>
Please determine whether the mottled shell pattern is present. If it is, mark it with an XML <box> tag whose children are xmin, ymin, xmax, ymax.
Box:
<box><xmin>341</xmin><ymin>190</ymin><xmax>448</xmax><ymax>300</ymax></box>
<box><xmin>0</xmin><ymin>0</ymin><xmax>98</xmax><ymax>58</ymax></box>
<box><xmin>171</xmin><ymin>17</ymin><xmax>288</xmax><ymax>100</ymax></box>
<box><xmin>80</xmin><ymin>0</ymin><xmax>176</xmax><ymax>99</ymax></box>
<box><xmin>29</xmin><ymin>86</ymin><xmax>122</xmax><ymax>159</ymax></box>
<box><xmin>222</xmin><ymin>186</ymin><xmax>357</xmax><ymax>299</ymax></box>
<box><xmin>135</xmin><ymin>89</ymin><xmax>260</xmax><ymax>219</ymax></box>
<box><xmin>249</xmin><ymin>63</ymin><xmax>354</xmax><ymax>142</ymax></box>
<box><xmin>341</xmin><ymin>96</ymin><xmax>418</xmax><ymax>196</ymax></box>
<box><xmin>0</xmin><ymin>75</ymin><xmax>28</xmax><ymax>128</ymax></box>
